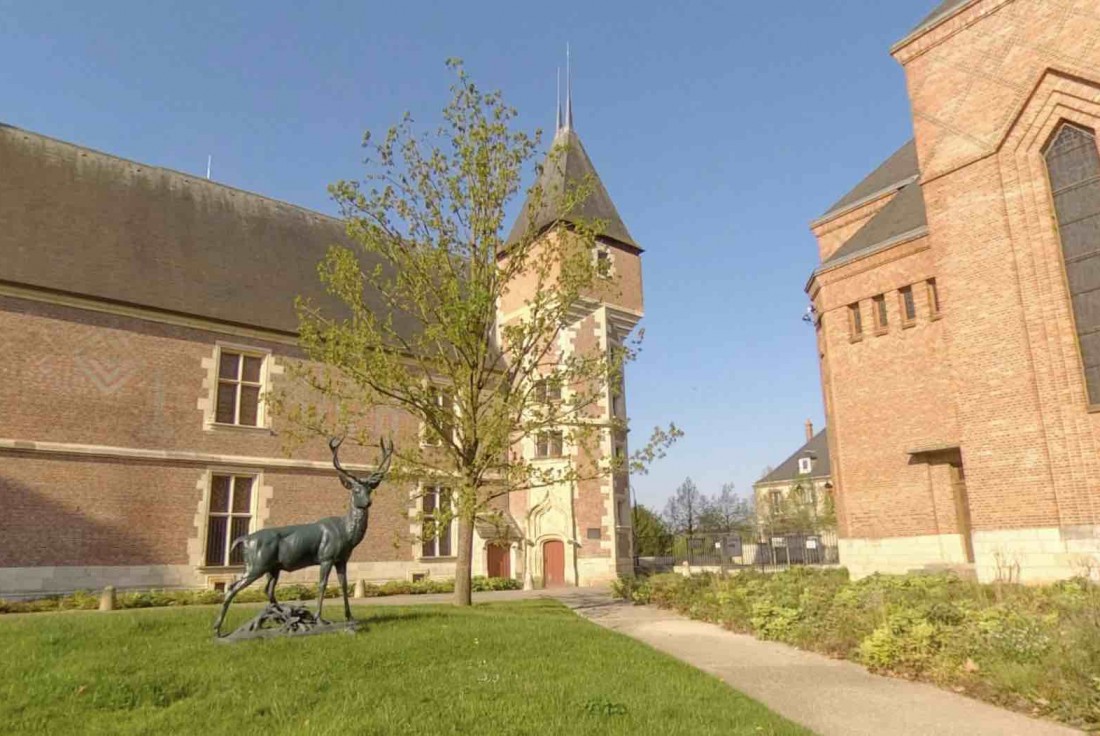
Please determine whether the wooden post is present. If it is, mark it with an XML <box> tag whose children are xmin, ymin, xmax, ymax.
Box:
<box><xmin>99</xmin><ymin>586</ymin><xmax>116</xmax><ymax>612</ymax></box>
<box><xmin>353</xmin><ymin>579</ymin><xmax>366</xmax><ymax>599</ymax></box>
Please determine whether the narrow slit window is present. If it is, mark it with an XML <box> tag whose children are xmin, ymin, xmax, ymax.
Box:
<box><xmin>1044</xmin><ymin>123</ymin><xmax>1100</xmax><ymax>405</ymax></box>
<box><xmin>899</xmin><ymin>286</ymin><xmax>916</xmax><ymax>325</ymax></box>
<box><xmin>873</xmin><ymin>294</ymin><xmax>888</xmax><ymax>332</ymax></box>
<box><xmin>927</xmin><ymin>278</ymin><xmax>941</xmax><ymax>318</ymax></box>
<box><xmin>848</xmin><ymin>302</ymin><xmax>863</xmax><ymax>340</ymax></box>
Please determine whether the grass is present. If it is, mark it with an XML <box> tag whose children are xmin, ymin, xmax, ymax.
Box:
<box><xmin>0</xmin><ymin>599</ymin><xmax>810</xmax><ymax>735</ymax></box>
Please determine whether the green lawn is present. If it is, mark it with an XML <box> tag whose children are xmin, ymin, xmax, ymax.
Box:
<box><xmin>0</xmin><ymin>600</ymin><xmax>809</xmax><ymax>735</ymax></box>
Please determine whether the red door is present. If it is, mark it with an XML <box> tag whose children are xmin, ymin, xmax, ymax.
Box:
<box><xmin>487</xmin><ymin>544</ymin><xmax>511</xmax><ymax>579</ymax></box>
<box><xmin>542</xmin><ymin>540</ymin><xmax>565</xmax><ymax>588</ymax></box>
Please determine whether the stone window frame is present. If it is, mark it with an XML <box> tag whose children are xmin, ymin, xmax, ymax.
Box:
<box><xmin>198</xmin><ymin>468</ymin><xmax>262</xmax><ymax>572</ymax></box>
<box><xmin>898</xmin><ymin>285</ymin><xmax>917</xmax><ymax>328</ymax></box>
<box><xmin>872</xmin><ymin>294</ymin><xmax>889</xmax><ymax>335</ymax></box>
<box><xmin>205</xmin><ymin>342</ymin><xmax>274</xmax><ymax>433</ymax></box>
<box><xmin>798</xmin><ymin>456</ymin><xmax>813</xmax><ymax>475</ymax></box>
<box><xmin>534</xmin><ymin>429</ymin><xmax>565</xmax><ymax>460</ymax></box>
<box><xmin>420</xmin><ymin>385</ymin><xmax>456</xmax><ymax>449</ymax></box>
<box><xmin>1042</xmin><ymin>121</ymin><xmax>1100</xmax><ymax>408</ymax></box>
<box><xmin>418</xmin><ymin>484</ymin><xmax>456</xmax><ymax>560</ymax></box>
<box><xmin>847</xmin><ymin>301</ymin><xmax>864</xmax><ymax>343</ymax></box>
<box><xmin>594</xmin><ymin>241</ymin><xmax>615</xmax><ymax>280</ymax></box>
<box><xmin>927</xmin><ymin>278</ymin><xmax>942</xmax><ymax>320</ymax></box>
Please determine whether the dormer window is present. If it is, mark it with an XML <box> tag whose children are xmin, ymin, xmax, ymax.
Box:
<box><xmin>798</xmin><ymin>457</ymin><xmax>813</xmax><ymax>475</ymax></box>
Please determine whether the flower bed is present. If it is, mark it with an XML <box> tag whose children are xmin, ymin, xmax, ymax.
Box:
<box><xmin>613</xmin><ymin>569</ymin><xmax>1100</xmax><ymax>731</ymax></box>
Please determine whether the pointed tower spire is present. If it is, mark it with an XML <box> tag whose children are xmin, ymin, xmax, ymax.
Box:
<box><xmin>556</xmin><ymin>67</ymin><xmax>562</xmax><ymax>132</ymax></box>
<box><xmin>565</xmin><ymin>43</ymin><xmax>573</xmax><ymax>130</ymax></box>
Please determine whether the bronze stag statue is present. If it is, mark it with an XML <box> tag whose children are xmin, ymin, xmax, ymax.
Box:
<box><xmin>213</xmin><ymin>436</ymin><xmax>393</xmax><ymax>637</ymax></box>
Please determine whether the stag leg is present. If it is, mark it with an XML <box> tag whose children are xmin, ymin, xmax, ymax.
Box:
<box><xmin>264</xmin><ymin>571</ymin><xmax>280</xmax><ymax>605</ymax></box>
<box><xmin>336</xmin><ymin>563</ymin><xmax>352</xmax><ymax>621</ymax></box>
<box><xmin>316</xmin><ymin>561</ymin><xmax>333</xmax><ymax>624</ymax></box>
<box><xmin>213</xmin><ymin>571</ymin><xmax>263</xmax><ymax>636</ymax></box>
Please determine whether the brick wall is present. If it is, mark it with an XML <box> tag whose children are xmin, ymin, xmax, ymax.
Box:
<box><xmin>814</xmin><ymin>0</ymin><xmax>1100</xmax><ymax>580</ymax></box>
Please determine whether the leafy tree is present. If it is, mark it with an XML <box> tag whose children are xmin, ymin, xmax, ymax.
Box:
<box><xmin>663</xmin><ymin>477</ymin><xmax>706</xmax><ymax>536</ymax></box>
<box><xmin>763</xmin><ymin>474</ymin><xmax>835</xmax><ymax>535</ymax></box>
<box><xmin>632</xmin><ymin>504</ymin><xmax>673</xmax><ymax>556</ymax></box>
<box><xmin>698</xmin><ymin>483</ymin><xmax>753</xmax><ymax>535</ymax></box>
<box><xmin>274</xmin><ymin>61</ymin><xmax>679</xmax><ymax>606</ymax></box>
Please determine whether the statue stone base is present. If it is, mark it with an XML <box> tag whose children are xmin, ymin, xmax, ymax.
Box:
<box><xmin>215</xmin><ymin>603</ymin><xmax>359</xmax><ymax>644</ymax></box>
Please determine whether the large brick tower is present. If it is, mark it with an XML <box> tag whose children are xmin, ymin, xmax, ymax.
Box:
<box><xmin>500</xmin><ymin>91</ymin><xmax>645</xmax><ymax>587</ymax></box>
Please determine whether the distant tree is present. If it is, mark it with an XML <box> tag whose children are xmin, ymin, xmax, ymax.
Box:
<box><xmin>759</xmin><ymin>465</ymin><xmax>775</xmax><ymax>481</ymax></box>
<box><xmin>663</xmin><ymin>477</ymin><xmax>706</xmax><ymax>536</ymax></box>
<box><xmin>698</xmin><ymin>483</ymin><xmax>753</xmax><ymax>535</ymax></box>
<box><xmin>632</xmin><ymin>505</ymin><xmax>673</xmax><ymax>556</ymax></box>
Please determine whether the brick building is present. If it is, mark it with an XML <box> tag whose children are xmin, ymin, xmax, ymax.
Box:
<box><xmin>808</xmin><ymin>0</ymin><xmax>1100</xmax><ymax>583</ymax></box>
<box><xmin>0</xmin><ymin>108</ymin><xmax>642</xmax><ymax>595</ymax></box>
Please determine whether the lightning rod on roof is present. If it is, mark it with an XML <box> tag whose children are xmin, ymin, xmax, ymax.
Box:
<box><xmin>565</xmin><ymin>42</ymin><xmax>573</xmax><ymax>130</ymax></box>
<box><xmin>556</xmin><ymin>67</ymin><xmax>562</xmax><ymax>132</ymax></box>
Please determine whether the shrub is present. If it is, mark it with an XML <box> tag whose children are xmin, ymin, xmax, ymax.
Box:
<box><xmin>0</xmin><ymin>575</ymin><xmax>521</xmax><ymax>615</ymax></box>
<box><xmin>611</xmin><ymin>567</ymin><xmax>1100</xmax><ymax>730</ymax></box>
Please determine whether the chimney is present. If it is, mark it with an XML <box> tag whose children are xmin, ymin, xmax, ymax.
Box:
<box><xmin>805</xmin><ymin>419</ymin><xmax>814</xmax><ymax>442</ymax></box>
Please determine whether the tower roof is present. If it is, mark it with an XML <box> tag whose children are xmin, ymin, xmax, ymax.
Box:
<box><xmin>505</xmin><ymin>126</ymin><xmax>641</xmax><ymax>251</ymax></box>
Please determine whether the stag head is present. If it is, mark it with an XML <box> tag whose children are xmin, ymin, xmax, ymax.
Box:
<box><xmin>329</xmin><ymin>436</ymin><xmax>394</xmax><ymax>509</ymax></box>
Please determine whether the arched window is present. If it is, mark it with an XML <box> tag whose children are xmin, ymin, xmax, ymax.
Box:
<box><xmin>1044</xmin><ymin>123</ymin><xmax>1100</xmax><ymax>405</ymax></box>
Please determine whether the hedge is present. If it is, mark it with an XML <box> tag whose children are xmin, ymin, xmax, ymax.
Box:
<box><xmin>0</xmin><ymin>576</ymin><xmax>521</xmax><ymax>615</ymax></box>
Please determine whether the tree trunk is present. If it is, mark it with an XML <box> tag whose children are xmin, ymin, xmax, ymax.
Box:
<box><xmin>453</xmin><ymin>513</ymin><xmax>475</xmax><ymax>606</ymax></box>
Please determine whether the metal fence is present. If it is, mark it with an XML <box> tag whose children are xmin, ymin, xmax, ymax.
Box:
<box><xmin>639</xmin><ymin>530</ymin><xmax>840</xmax><ymax>575</ymax></box>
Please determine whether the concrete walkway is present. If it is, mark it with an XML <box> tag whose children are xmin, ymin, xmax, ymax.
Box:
<box><xmin>556</xmin><ymin>591</ymin><xmax>1081</xmax><ymax>736</ymax></box>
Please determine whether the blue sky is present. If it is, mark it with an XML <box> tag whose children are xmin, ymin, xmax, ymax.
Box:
<box><xmin>1</xmin><ymin>1</ymin><xmax>933</xmax><ymax>510</ymax></box>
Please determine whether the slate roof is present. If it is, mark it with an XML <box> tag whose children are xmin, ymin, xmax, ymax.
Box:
<box><xmin>819</xmin><ymin>140</ymin><xmax>919</xmax><ymax>221</ymax></box>
<box><xmin>756</xmin><ymin>430</ymin><xmax>831</xmax><ymax>485</ymax></box>
<box><xmin>823</xmin><ymin>180</ymin><xmax>928</xmax><ymax>266</ymax></box>
<box><xmin>0</xmin><ymin>123</ymin><xmax>421</xmax><ymax>339</ymax></box>
<box><xmin>905</xmin><ymin>0</ymin><xmax>976</xmax><ymax>40</ymax></box>
<box><xmin>506</xmin><ymin>127</ymin><xmax>640</xmax><ymax>251</ymax></box>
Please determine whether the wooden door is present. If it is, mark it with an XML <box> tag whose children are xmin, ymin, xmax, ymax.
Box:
<box><xmin>487</xmin><ymin>544</ymin><xmax>511</xmax><ymax>579</ymax></box>
<box><xmin>950</xmin><ymin>462</ymin><xmax>975</xmax><ymax>564</ymax></box>
<box><xmin>542</xmin><ymin>540</ymin><xmax>565</xmax><ymax>588</ymax></box>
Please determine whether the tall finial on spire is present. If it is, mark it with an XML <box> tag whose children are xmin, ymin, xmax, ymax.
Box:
<box><xmin>556</xmin><ymin>67</ymin><xmax>562</xmax><ymax>132</ymax></box>
<box><xmin>565</xmin><ymin>42</ymin><xmax>573</xmax><ymax>130</ymax></box>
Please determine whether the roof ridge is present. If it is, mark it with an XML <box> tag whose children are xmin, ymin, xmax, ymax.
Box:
<box><xmin>0</xmin><ymin>122</ymin><xmax>343</xmax><ymax>226</ymax></box>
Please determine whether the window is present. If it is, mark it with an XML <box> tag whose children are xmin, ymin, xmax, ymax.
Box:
<box><xmin>927</xmin><ymin>278</ymin><xmax>941</xmax><ymax>319</ymax></box>
<box><xmin>848</xmin><ymin>302</ymin><xmax>863</xmax><ymax>341</ymax></box>
<box><xmin>595</xmin><ymin>245</ymin><xmax>612</xmax><ymax>278</ymax></box>
<box><xmin>423</xmin><ymin>388</ymin><xmax>455</xmax><ymax>447</ymax></box>
<box><xmin>215</xmin><ymin>350</ymin><xmax>264</xmax><ymax>426</ymax></box>
<box><xmin>1045</xmin><ymin>123</ymin><xmax>1100</xmax><ymax>404</ymax></box>
<box><xmin>421</xmin><ymin>486</ymin><xmax>453</xmax><ymax>558</ymax></box>
<box><xmin>204</xmin><ymin>474</ymin><xmax>254</xmax><ymax>567</ymax></box>
<box><xmin>798</xmin><ymin>457</ymin><xmax>813</xmax><ymax>475</ymax></box>
<box><xmin>768</xmin><ymin>489</ymin><xmax>783</xmax><ymax>514</ymax></box>
<box><xmin>535</xmin><ymin>430</ymin><xmax>564</xmax><ymax>459</ymax></box>
<box><xmin>534</xmin><ymin>376</ymin><xmax>562</xmax><ymax>404</ymax></box>
<box><xmin>873</xmin><ymin>294</ymin><xmax>888</xmax><ymax>333</ymax></box>
<box><xmin>899</xmin><ymin>286</ymin><xmax>916</xmax><ymax>326</ymax></box>
<box><xmin>586</xmin><ymin>527</ymin><xmax>602</xmax><ymax>540</ymax></box>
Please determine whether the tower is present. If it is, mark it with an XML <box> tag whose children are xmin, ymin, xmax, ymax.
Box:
<box><xmin>501</xmin><ymin>67</ymin><xmax>645</xmax><ymax>586</ymax></box>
